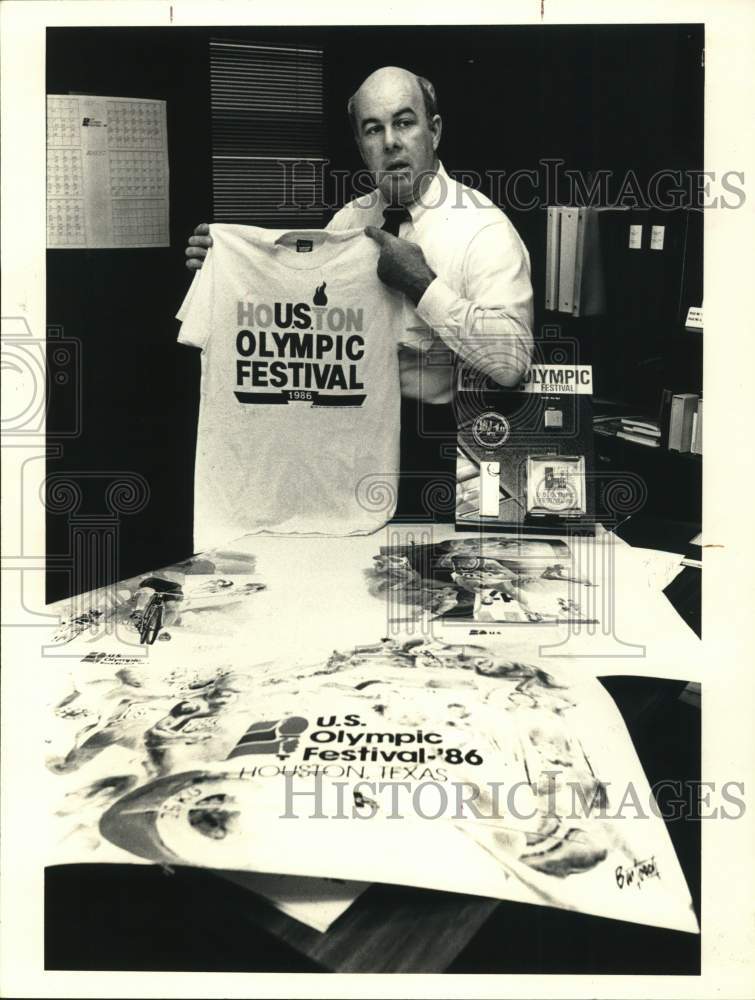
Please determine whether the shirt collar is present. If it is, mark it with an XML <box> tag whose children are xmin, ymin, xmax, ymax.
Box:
<box><xmin>406</xmin><ymin>161</ymin><xmax>448</xmax><ymax>223</ymax></box>
<box><xmin>375</xmin><ymin>161</ymin><xmax>449</xmax><ymax>223</ymax></box>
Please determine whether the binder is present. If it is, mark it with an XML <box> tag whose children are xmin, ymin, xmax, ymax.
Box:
<box><xmin>572</xmin><ymin>207</ymin><xmax>588</xmax><ymax>316</ymax></box>
<box><xmin>658</xmin><ymin>388</ymin><xmax>674</xmax><ymax>447</ymax></box>
<box><xmin>668</xmin><ymin>393</ymin><xmax>699</xmax><ymax>452</ymax></box>
<box><xmin>691</xmin><ymin>399</ymin><xmax>703</xmax><ymax>454</ymax></box>
<box><xmin>558</xmin><ymin>207</ymin><xmax>579</xmax><ymax>313</ymax></box>
<box><xmin>547</xmin><ymin>205</ymin><xmax>607</xmax><ymax>316</ymax></box>
<box><xmin>545</xmin><ymin>206</ymin><xmax>560</xmax><ymax>310</ymax></box>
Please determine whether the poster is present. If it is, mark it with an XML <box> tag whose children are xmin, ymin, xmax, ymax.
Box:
<box><xmin>48</xmin><ymin>548</ymin><xmax>265</xmax><ymax>651</ymax></box>
<box><xmin>45</xmin><ymin>636</ymin><xmax>698</xmax><ymax>934</ymax></box>
<box><xmin>367</xmin><ymin>535</ymin><xmax>600</xmax><ymax>625</ymax></box>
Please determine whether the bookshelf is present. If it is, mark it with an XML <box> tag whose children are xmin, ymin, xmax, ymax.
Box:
<box><xmin>593</xmin><ymin>426</ymin><xmax>701</xmax><ymax>523</ymax></box>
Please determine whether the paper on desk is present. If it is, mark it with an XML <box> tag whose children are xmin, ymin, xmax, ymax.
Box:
<box><xmin>368</xmin><ymin>535</ymin><xmax>601</xmax><ymax>626</ymax></box>
<box><xmin>367</xmin><ymin>528</ymin><xmax>686</xmax><ymax>613</ymax></box>
<box><xmin>45</xmin><ymin>763</ymin><xmax>364</xmax><ymax>932</ymax></box>
<box><xmin>360</xmin><ymin>529</ymin><xmax>701</xmax><ymax>682</ymax></box>
<box><xmin>45</xmin><ymin>523</ymin><xmax>702</xmax><ymax>709</ymax></box>
<box><xmin>613</xmin><ymin>544</ymin><xmax>685</xmax><ymax>593</ymax></box>
<box><xmin>45</xmin><ymin>548</ymin><xmax>267</xmax><ymax>658</ymax></box>
<box><xmin>46</xmin><ymin>524</ymin><xmax>703</xmax><ymax>687</ymax></box>
<box><xmin>41</xmin><ymin>528</ymin><xmax>701</xmax><ymax>935</ymax></box>
<box><xmin>69</xmin><ymin>639</ymin><xmax>699</xmax><ymax>934</ymax></box>
<box><xmin>43</xmin><ymin>561</ymin><xmax>699</xmax><ymax>933</ymax></box>
<box><xmin>42</xmin><ymin>648</ymin><xmax>367</xmax><ymax>929</ymax></box>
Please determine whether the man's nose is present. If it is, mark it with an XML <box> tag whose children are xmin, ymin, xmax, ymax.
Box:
<box><xmin>383</xmin><ymin>126</ymin><xmax>402</xmax><ymax>150</ymax></box>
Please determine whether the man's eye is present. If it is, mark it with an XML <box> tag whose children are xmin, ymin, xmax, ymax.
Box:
<box><xmin>397</xmin><ymin>119</ymin><xmax>413</xmax><ymax>128</ymax></box>
<box><xmin>365</xmin><ymin>126</ymin><xmax>381</xmax><ymax>136</ymax></box>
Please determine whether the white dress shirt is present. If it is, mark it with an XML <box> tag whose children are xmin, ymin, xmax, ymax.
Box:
<box><xmin>326</xmin><ymin>161</ymin><xmax>534</xmax><ymax>404</ymax></box>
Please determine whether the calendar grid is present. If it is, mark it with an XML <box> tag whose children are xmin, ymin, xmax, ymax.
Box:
<box><xmin>47</xmin><ymin>97</ymin><xmax>81</xmax><ymax>148</ymax></box>
<box><xmin>111</xmin><ymin>199</ymin><xmax>169</xmax><ymax>245</ymax></box>
<box><xmin>46</xmin><ymin>94</ymin><xmax>169</xmax><ymax>248</ymax></box>
<box><xmin>109</xmin><ymin>150</ymin><xmax>167</xmax><ymax>198</ymax></box>
<box><xmin>47</xmin><ymin>148</ymin><xmax>84</xmax><ymax>197</ymax></box>
<box><xmin>48</xmin><ymin>199</ymin><xmax>86</xmax><ymax>246</ymax></box>
<box><xmin>106</xmin><ymin>100</ymin><xmax>165</xmax><ymax>151</ymax></box>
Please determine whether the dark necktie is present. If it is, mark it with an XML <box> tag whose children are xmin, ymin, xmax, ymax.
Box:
<box><xmin>381</xmin><ymin>206</ymin><xmax>411</xmax><ymax>236</ymax></box>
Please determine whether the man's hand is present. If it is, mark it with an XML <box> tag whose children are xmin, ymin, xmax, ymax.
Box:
<box><xmin>365</xmin><ymin>226</ymin><xmax>436</xmax><ymax>306</ymax></box>
<box><xmin>185</xmin><ymin>223</ymin><xmax>213</xmax><ymax>271</ymax></box>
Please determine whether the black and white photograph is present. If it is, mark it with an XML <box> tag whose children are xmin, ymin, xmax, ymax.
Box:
<box><xmin>1</xmin><ymin>2</ymin><xmax>753</xmax><ymax>997</ymax></box>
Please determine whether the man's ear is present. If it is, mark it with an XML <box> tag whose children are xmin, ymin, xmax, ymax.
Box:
<box><xmin>429</xmin><ymin>114</ymin><xmax>443</xmax><ymax>152</ymax></box>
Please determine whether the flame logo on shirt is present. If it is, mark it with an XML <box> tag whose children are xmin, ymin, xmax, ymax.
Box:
<box><xmin>313</xmin><ymin>282</ymin><xmax>328</xmax><ymax>306</ymax></box>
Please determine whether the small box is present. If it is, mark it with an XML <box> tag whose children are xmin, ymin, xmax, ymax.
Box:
<box><xmin>526</xmin><ymin>455</ymin><xmax>586</xmax><ymax>517</ymax></box>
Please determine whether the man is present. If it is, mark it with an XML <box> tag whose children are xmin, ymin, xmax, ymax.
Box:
<box><xmin>185</xmin><ymin>66</ymin><xmax>533</xmax><ymax>519</ymax></box>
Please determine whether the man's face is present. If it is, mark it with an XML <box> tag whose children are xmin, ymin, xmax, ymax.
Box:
<box><xmin>352</xmin><ymin>69</ymin><xmax>441</xmax><ymax>206</ymax></box>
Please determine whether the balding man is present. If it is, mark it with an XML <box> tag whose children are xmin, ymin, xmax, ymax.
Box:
<box><xmin>186</xmin><ymin>66</ymin><xmax>533</xmax><ymax>519</ymax></box>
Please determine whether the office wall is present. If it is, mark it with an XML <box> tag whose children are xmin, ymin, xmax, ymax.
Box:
<box><xmin>46</xmin><ymin>28</ymin><xmax>212</xmax><ymax>601</ymax></box>
<box><xmin>46</xmin><ymin>24</ymin><xmax>703</xmax><ymax>601</ymax></box>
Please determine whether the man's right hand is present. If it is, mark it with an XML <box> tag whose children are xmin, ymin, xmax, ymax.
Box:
<box><xmin>185</xmin><ymin>223</ymin><xmax>213</xmax><ymax>271</ymax></box>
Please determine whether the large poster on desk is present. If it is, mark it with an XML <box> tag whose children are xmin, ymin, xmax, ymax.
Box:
<box><xmin>44</xmin><ymin>635</ymin><xmax>697</xmax><ymax>935</ymax></box>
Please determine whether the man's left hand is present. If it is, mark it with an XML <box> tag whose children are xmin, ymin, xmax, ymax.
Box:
<box><xmin>365</xmin><ymin>226</ymin><xmax>436</xmax><ymax>306</ymax></box>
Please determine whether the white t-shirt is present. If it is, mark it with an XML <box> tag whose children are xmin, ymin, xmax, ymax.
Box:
<box><xmin>177</xmin><ymin>225</ymin><xmax>403</xmax><ymax>547</ymax></box>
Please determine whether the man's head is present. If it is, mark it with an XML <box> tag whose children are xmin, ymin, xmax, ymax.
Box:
<box><xmin>347</xmin><ymin>66</ymin><xmax>442</xmax><ymax>206</ymax></box>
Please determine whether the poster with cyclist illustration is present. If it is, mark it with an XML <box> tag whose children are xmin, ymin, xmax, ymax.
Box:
<box><xmin>47</xmin><ymin>547</ymin><xmax>265</xmax><ymax>651</ymax></box>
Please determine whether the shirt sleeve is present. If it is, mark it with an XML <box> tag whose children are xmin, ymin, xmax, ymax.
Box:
<box><xmin>176</xmin><ymin>244</ymin><xmax>215</xmax><ymax>351</ymax></box>
<box><xmin>414</xmin><ymin>220</ymin><xmax>534</xmax><ymax>387</ymax></box>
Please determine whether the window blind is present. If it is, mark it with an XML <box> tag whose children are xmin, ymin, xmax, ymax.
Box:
<box><xmin>210</xmin><ymin>39</ymin><xmax>326</xmax><ymax>227</ymax></box>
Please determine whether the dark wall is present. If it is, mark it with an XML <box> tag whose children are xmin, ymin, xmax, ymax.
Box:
<box><xmin>46</xmin><ymin>28</ymin><xmax>212</xmax><ymax>601</ymax></box>
<box><xmin>46</xmin><ymin>24</ymin><xmax>703</xmax><ymax>601</ymax></box>
<box><xmin>318</xmin><ymin>24</ymin><xmax>704</xmax><ymax>411</ymax></box>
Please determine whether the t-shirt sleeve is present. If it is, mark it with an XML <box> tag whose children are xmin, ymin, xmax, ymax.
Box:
<box><xmin>176</xmin><ymin>249</ymin><xmax>215</xmax><ymax>351</ymax></box>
